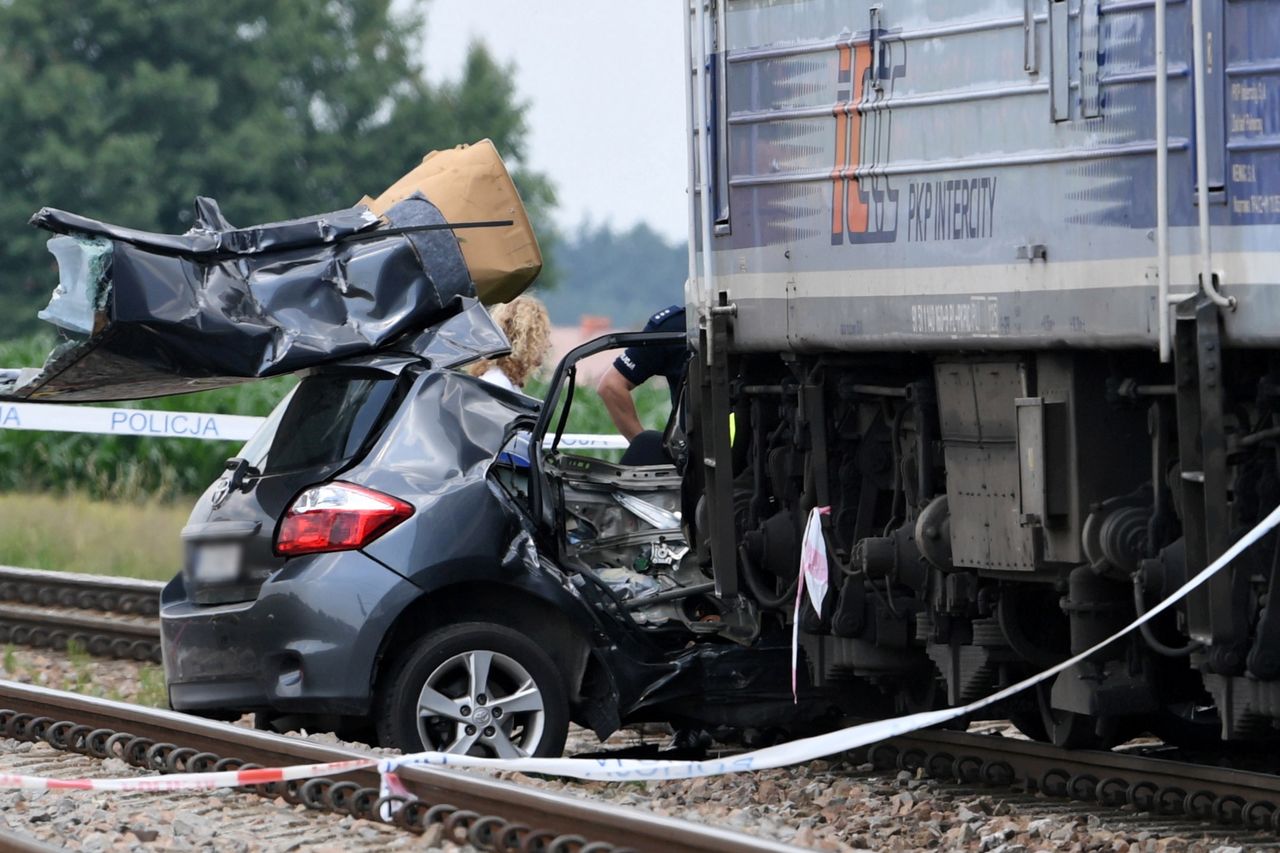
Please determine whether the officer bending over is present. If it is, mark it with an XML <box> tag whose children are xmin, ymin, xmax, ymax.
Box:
<box><xmin>597</xmin><ymin>304</ymin><xmax>686</xmax><ymax>464</ymax></box>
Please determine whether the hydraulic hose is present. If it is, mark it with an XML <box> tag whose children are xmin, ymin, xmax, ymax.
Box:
<box><xmin>739</xmin><ymin>544</ymin><xmax>797</xmax><ymax>610</ymax></box>
<box><xmin>1133</xmin><ymin>575</ymin><xmax>1203</xmax><ymax>657</ymax></box>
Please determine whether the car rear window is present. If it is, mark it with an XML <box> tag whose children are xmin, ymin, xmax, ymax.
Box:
<box><xmin>253</xmin><ymin>372</ymin><xmax>397</xmax><ymax>475</ymax></box>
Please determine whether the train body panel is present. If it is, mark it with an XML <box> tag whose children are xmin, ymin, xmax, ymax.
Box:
<box><xmin>682</xmin><ymin>0</ymin><xmax>1280</xmax><ymax>746</ymax></box>
<box><xmin>690</xmin><ymin>0</ymin><xmax>1280</xmax><ymax>350</ymax></box>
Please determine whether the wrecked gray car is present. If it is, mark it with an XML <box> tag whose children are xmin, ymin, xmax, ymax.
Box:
<box><xmin>163</xmin><ymin>303</ymin><xmax>809</xmax><ymax>757</ymax></box>
<box><xmin>3</xmin><ymin>149</ymin><xmax>816</xmax><ymax>757</ymax></box>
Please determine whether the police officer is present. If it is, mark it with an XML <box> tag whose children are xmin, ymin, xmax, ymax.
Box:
<box><xmin>597</xmin><ymin>304</ymin><xmax>687</xmax><ymax>464</ymax></box>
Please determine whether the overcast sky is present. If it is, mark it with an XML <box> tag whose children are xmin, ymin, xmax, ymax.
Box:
<box><xmin>419</xmin><ymin>3</ymin><xmax>690</xmax><ymax>244</ymax></box>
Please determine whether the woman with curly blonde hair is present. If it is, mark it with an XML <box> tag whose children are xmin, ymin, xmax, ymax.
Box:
<box><xmin>468</xmin><ymin>295</ymin><xmax>551</xmax><ymax>392</ymax></box>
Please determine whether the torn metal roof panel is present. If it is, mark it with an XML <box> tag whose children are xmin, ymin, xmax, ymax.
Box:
<box><xmin>2</xmin><ymin>197</ymin><xmax>472</xmax><ymax>402</ymax></box>
<box><xmin>30</xmin><ymin>199</ymin><xmax>382</xmax><ymax>260</ymax></box>
<box><xmin>0</xmin><ymin>140</ymin><xmax>542</xmax><ymax>403</ymax></box>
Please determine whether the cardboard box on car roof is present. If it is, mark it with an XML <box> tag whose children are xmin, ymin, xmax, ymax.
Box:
<box><xmin>361</xmin><ymin>139</ymin><xmax>542</xmax><ymax>304</ymax></box>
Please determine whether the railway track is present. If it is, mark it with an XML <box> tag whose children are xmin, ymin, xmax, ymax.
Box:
<box><xmin>0</xmin><ymin>566</ymin><xmax>162</xmax><ymax>663</ymax></box>
<box><xmin>0</xmin><ymin>679</ymin><xmax>788</xmax><ymax>852</ymax></box>
<box><xmin>0</xmin><ymin>566</ymin><xmax>163</xmax><ymax>615</ymax></box>
<box><xmin>863</xmin><ymin>727</ymin><xmax>1280</xmax><ymax>834</ymax></box>
<box><xmin>1</xmin><ymin>565</ymin><xmax>1278</xmax><ymax>841</ymax></box>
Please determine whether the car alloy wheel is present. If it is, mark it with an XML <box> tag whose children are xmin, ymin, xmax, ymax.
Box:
<box><xmin>417</xmin><ymin>649</ymin><xmax>546</xmax><ymax>757</ymax></box>
<box><xmin>376</xmin><ymin>622</ymin><xmax>570</xmax><ymax>757</ymax></box>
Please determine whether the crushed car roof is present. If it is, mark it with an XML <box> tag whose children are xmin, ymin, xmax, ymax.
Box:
<box><xmin>1</xmin><ymin>140</ymin><xmax>540</xmax><ymax>402</ymax></box>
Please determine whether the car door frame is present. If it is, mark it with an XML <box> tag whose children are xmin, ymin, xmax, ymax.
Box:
<box><xmin>528</xmin><ymin>331</ymin><xmax>688</xmax><ymax>561</ymax></box>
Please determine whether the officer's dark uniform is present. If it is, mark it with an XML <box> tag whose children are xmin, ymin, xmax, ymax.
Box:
<box><xmin>613</xmin><ymin>305</ymin><xmax>687</xmax><ymax>464</ymax></box>
<box><xmin>613</xmin><ymin>304</ymin><xmax>687</xmax><ymax>403</ymax></box>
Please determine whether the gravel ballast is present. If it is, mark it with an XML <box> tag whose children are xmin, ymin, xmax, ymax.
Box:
<box><xmin>0</xmin><ymin>647</ymin><xmax>1275</xmax><ymax>852</ymax></box>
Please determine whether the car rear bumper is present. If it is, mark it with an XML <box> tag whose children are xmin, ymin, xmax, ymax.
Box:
<box><xmin>161</xmin><ymin>550</ymin><xmax>421</xmax><ymax>716</ymax></box>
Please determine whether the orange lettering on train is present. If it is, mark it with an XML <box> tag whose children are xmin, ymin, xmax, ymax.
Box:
<box><xmin>831</xmin><ymin>43</ymin><xmax>872</xmax><ymax>243</ymax></box>
<box><xmin>831</xmin><ymin>44</ymin><xmax>852</xmax><ymax>243</ymax></box>
<box><xmin>845</xmin><ymin>43</ymin><xmax>872</xmax><ymax>235</ymax></box>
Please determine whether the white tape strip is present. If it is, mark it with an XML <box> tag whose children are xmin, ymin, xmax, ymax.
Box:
<box><xmin>0</xmin><ymin>402</ymin><xmax>631</xmax><ymax>450</ymax></box>
<box><xmin>1</xmin><ymin>504</ymin><xmax>1275</xmax><ymax>794</ymax></box>
<box><xmin>0</xmin><ymin>501</ymin><xmax>1274</xmax><ymax>796</ymax></box>
<box><xmin>0</xmin><ymin>758</ymin><xmax>374</xmax><ymax>792</ymax></box>
<box><xmin>6</xmin><ymin>502</ymin><xmax>1270</xmax><ymax>797</ymax></box>
<box><xmin>0</xmin><ymin>402</ymin><xmax>262</xmax><ymax>442</ymax></box>
<box><xmin>546</xmin><ymin>433</ymin><xmax>630</xmax><ymax>451</ymax></box>
<box><xmin>376</xmin><ymin>501</ymin><xmax>1280</xmax><ymax>782</ymax></box>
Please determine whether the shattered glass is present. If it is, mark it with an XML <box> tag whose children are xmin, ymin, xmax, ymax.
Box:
<box><xmin>38</xmin><ymin>235</ymin><xmax>112</xmax><ymax>335</ymax></box>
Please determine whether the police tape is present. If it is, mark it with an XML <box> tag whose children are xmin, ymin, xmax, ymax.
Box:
<box><xmin>547</xmin><ymin>433</ymin><xmax>629</xmax><ymax>450</ymax></box>
<box><xmin>0</xmin><ymin>758</ymin><xmax>376</xmax><ymax>793</ymax></box>
<box><xmin>1</xmin><ymin>501</ymin><xmax>1276</xmax><ymax>795</ymax></box>
<box><xmin>383</xmin><ymin>499</ymin><xmax>1280</xmax><ymax>780</ymax></box>
<box><xmin>0</xmin><ymin>402</ymin><xmax>263</xmax><ymax>441</ymax></box>
<box><xmin>0</xmin><ymin>401</ymin><xmax>629</xmax><ymax>449</ymax></box>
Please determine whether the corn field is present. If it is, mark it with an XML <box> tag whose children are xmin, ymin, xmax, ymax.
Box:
<box><xmin>0</xmin><ymin>335</ymin><xmax>295</xmax><ymax>501</ymax></box>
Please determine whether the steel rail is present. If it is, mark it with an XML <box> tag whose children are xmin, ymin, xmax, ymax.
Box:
<box><xmin>0</xmin><ymin>566</ymin><xmax>163</xmax><ymax>615</ymax></box>
<box><xmin>0</xmin><ymin>566</ymin><xmax>164</xmax><ymax>661</ymax></box>
<box><xmin>0</xmin><ymin>680</ymin><xmax>794</xmax><ymax>853</ymax></box>
<box><xmin>0</xmin><ymin>604</ymin><xmax>160</xmax><ymax>662</ymax></box>
<box><xmin>866</xmin><ymin>727</ymin><xmax>1280</xmax><ymax>828</ymax></box>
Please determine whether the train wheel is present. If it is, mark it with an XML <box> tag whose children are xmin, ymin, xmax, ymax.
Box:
<box><xmin>897</xmin><ymin>672</ymin><xmax>967</xmax><ymax>731</ymax></box>
<box><xmin>1149</xmin><ymin>701</ymin><xmax>1221</xmax><ymax>748</ymax></box>
<box><xmin>1008</xmin><ymin>708</ymin><xmax>1048</xmax><ymax>742</ymax></box>
<box><xmin>896</xmin><ymin>672</ymin><xmax>943</xmax><ymax>715</ymax></box>
<box><xmin>1036</xmin><ymin>683</ymin><xmax>1120</xmax><ymax>749</ymax></box>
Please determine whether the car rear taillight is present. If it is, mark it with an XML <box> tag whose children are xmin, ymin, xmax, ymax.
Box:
<box><xmin>275</xmin><ymin>482</ymin><xmax>413</xmax><ymax>556</ymax></box>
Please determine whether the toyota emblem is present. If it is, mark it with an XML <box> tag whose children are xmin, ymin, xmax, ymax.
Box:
<box><xmin>210</xmin><ymin>477</ymin><xmax>232</xmax><ymax>510</ymax></box>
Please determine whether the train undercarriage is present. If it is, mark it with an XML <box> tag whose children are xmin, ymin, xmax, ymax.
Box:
<box><xmin>686</xmin><ymin>295</ymin><xmax>1280</xmax><ymax>747</ymax></box>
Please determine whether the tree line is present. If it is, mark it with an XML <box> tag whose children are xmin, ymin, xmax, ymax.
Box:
<box><xmin>0</xmin><ymin>0</ymin><xmax>555</xmax><ymax>338</ymax></box>
<box><xmin>537</xmin><ymin>220</ymin><xmax>686</xmax><ymax>330</ymax></box>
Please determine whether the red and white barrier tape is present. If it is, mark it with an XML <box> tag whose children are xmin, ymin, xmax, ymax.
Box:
<box><xmin>0</xmin><ymin>758</ymin><xmax>373</xmax><ymax>792</ymax></box>
<box><xmin>4</xmin><ymin>502</ymin><xmax>1279</xmax><ymax>793</ymax></box>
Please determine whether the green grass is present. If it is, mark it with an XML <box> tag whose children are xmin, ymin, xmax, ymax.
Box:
<box><xmin>66</xmin><ymin>637</ymin><xmax>89</xmax><ymax>667</ymax></box>
<box><xmin>528</xmin><ymin>374</ymin><xmax>672</xmax><ymax>435</ymax></box>
<box><xmin>66</xmin><ymin>638</ymin><xmax>93</xmax><ymax>692</ymax></box>
<box><xmin>136</xmin><ymin>665</ymin><xmax>168</xmax><ymax>708</ymax></box>
<box><xmin>0</xmin><ymin>492</ymin><xmax>188</xmax><ymax>580</ymax></box>
<box><xmin>526</xmin><ymin>375</ymin><xmax>672</xmax><ymax>462</ymax></box>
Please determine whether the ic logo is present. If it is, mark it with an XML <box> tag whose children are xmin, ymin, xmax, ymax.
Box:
<box><xmin>830</xmin><ymin>30</ymin><xmax>905</xmax><ymax>246</ymax></box>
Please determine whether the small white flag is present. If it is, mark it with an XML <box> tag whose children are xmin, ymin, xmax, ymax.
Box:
<box><xmin>792</xmin><ymin>506</ymin><xmax>830</xmax><ymax>702</ymax></box>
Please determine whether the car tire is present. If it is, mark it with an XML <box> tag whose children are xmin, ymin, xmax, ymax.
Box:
<box><xmin>375</xmin><ymin>622</ymin><xmax>570</xmax><ymax>758</ymax></box>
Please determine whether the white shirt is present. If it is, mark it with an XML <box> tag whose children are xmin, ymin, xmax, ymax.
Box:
<box><xmin>479</xmin><ymin>365</ymin><xmax>517</xmax><ymax>392</ymax></box>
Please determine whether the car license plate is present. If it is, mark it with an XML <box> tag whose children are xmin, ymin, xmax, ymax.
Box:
<box><xmin>192</xmin><ymin>542</ymin><xmax>241</xmax><ymax>583</ymax></box>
